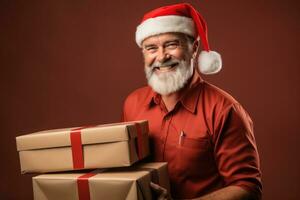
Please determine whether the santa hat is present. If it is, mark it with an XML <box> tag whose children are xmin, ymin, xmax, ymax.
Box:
<box><xmin>135</xmin><ymin>3</ymin><xmax>222</xmax><ymax>75</ymax></box>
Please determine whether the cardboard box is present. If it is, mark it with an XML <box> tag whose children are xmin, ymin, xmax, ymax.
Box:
<box><xmin>16</xmin><ymin>121</ymin><xmax>150</xmax><ymax>173</ymax></box>
<box><xmin>33</xmin><ymin>162</ymin><xmax>170</xmax><ymax>200</ymax></box>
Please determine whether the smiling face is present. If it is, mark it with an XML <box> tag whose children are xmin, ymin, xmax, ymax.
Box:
<box><xmin>142</xmin><ymin>32</ymin><xmax>196</xmax><ymax>95</ymax></box>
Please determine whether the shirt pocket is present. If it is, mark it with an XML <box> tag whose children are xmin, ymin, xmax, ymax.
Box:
<box><xmin>175</xmin><ymin>136</ymin><xmax>215</xmax><ymax>177</ymax></box>
<box><xmin>180</xmin><ymin>136</ymin><xmax>210</xmax><ymax>149</ymax></box>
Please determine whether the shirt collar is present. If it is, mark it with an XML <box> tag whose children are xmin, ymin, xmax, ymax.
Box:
<box><xmin>142</xmin><ymin>86</ymin><xmax>158</xmax><ymax>107</ymax></box>
<box><xmin>179</xmin><ymin>72</ymin><xmax>202</xmax><ymax>113</ymax></box>
<box><xmin>143</xmin><ymin>72</ymin><xmax>203</xmax><ymax>114</ymax></box>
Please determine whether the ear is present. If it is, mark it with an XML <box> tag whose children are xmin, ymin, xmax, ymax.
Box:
<box><xmin>192</xmin><ymin>39</ymin><xmax>199</xmax><ymax>59</ymax></box>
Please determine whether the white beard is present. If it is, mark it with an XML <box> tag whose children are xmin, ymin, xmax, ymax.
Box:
<box><xmin>145</xmin><ymin>59</ymin><xmax>194</xmax><ymax>96</ymax></box>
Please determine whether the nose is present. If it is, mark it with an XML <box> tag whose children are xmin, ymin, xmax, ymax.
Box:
<box><xmin>156</xmin><ymin>47</ymin><xmax>170</xmax><ymax>63</ymax></box>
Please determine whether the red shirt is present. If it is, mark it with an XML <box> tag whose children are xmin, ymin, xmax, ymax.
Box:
<box><xmin>122</xmin><ymin>74</ymin><xmax>262</xmax><ymax>199</ymax></box>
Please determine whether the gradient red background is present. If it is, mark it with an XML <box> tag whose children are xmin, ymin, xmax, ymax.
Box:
<box><xmin>1</xmin><ymin>0</ymin><xmax>299</xmax><ymax>199</ymax></box>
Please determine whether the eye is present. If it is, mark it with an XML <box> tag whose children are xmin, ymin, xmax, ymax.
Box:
<box><xmin>165</xmin><ymin>42</ymin><xmax>179</xmax><ymax>49</ymax></box>
<box><xmin>144</xmin><ymin>46</ymin><xmax>158</xmax><ymax>53</ymax></box>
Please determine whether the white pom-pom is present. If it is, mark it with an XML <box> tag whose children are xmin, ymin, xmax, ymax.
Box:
<box><xmin>198</xmin><ymin>51</ymin><xmax>222</xmax><ymax>75</ymax></box>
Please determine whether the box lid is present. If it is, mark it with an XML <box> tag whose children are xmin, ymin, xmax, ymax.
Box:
<box><xmin>16</xmin><ymin>120</ymin><xmax>148</xmax><ymax>151</ymax></box>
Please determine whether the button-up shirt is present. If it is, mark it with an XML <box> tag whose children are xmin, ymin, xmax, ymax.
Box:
<box><xmin>122</xmin><ymin>73</ymin><xmax>262</xmax><ymax>199</ymax></box>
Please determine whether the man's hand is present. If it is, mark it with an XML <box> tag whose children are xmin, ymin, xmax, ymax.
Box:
<box><xmin>150</xmin><ymin>182</ymin><xmax>172</xmax><ymax>200</ymax></box>
<box><xmin>196</xmin><ymin>186</ymin><xmax>255</xmax><ymax>200</ymax></box>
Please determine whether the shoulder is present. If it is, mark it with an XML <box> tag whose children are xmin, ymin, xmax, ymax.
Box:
<box><xmin>124</xmin><ymin>86</ymin><xmax>152</xmax><ymax>104</ymax></box>
<box><xmin>123</xmin><ymin>86</ymin><xmax>152</xmax><ymax>112</ymax></box>
<box><xmin>122</xmin><ymin>86</ymin><xmax>153</xmax><ymax>121</ymax></box>
<box><xmin>201</xmin><ymin>81</ymin><xmax>238</xmax><ymax>106</ymax></box>
<box><xmin>200</xmin><ymin>81</ymin><xmax>252</xmax><ymax>123</ymax></box>
<box><xmin>200</xmin><ymin>81</ymin><xmax>254</xmax><ymax>139</ymax></box>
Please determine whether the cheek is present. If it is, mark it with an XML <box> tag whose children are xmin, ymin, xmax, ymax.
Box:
<box><xmin>170</xmin><ymin>49</ymin><xmax>188</xmax><ymax>60</ymax></box>
<box><xmin>144</xmin><ymin>55</ymin><xmax>156</xmax><ymax>66</ymax></box>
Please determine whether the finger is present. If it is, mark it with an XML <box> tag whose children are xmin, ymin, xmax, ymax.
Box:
<box><xmin>150</xmin><ymin>182</ymin><xmax>167</xmax><ymax>195</ymax></box>
<box><xmin>150</xmin><ymin>182</ymin><xmax>164</xmax><ymax>192</ymax></box>
<box><xmin>150</xmin><ymin>182</ymin><xmax>170</xmax><ymax>199</ymax></box>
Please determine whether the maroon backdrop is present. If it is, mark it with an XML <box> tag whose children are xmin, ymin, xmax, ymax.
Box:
<box><xmin>1</xmin><ymin>0</ymin><xmax>299</xmax><ymax>199</ymax></box>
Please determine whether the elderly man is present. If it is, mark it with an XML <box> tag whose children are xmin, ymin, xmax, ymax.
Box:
<box><xmin>122</xmin><ymin>3</ymin><xmax>262</xmax><ymax>200</ymax></box>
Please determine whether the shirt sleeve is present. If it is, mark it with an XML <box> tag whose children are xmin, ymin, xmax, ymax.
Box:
<box><xmin>122</xmin><ymin>93</ymin><xmax>135</xmax><ymax>122</ymax></box>
<box><xmin>212</xmin><ymin>103</ymin><xmax>262</xmax><ymax>199</ymax></box>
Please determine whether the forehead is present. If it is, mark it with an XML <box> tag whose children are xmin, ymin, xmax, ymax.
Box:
<box><xmin>141</xmin><ymin>32</ymin><xmax>186</xmax><ymax>46</ymax></box>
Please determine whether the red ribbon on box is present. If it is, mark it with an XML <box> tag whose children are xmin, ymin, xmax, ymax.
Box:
<box><xmin>70</xmin><ymin>129</ymin><xmax>84</xmax><ymax>169</ymax></box>
<box><xmin>134</xmin><ymin>123</ymin><xmax>144</xmax><ymax>160</ymax></box>
<box><xmin>70</xmin><ymin>126</ymin><xmax>95</xmax><ymax>169</ymax></box>
<box><xmin>77</xmin><ymin>172</ymin><xmax>96</xmax><ymax>200</ymax></box>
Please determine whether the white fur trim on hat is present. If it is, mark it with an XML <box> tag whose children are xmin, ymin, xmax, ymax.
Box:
<box><xmin>136</xmin><ymin>15</ymin><xmax>196</xmax><ymax>47</ymax></box>
<box><xmin>198</xmin><ymin>51</ymin><xmax>222</xmax><ymax>74</ymax></box>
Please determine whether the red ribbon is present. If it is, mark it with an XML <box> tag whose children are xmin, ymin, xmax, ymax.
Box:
<box><xmin>77</xmin><ymin>172</ymin><xmax>96</xmax><ymax>200</ymax></box>
<box><xmin>134</xmin><ymin>123</ymin><xmax>144</xmax><ymax>160</ymax></box>
<box><xmin>70</xmin><ymin>128</ymin><xmax>85</xmax><ymax>169</ymax></box>
<box><xmin>70</xmin><ymin>125</ymin><xmax>95</xmax><ymax>169</ymax></box>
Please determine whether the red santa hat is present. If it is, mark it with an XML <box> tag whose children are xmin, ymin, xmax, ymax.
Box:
<box><xmin>135</xmin><ymin>3</ymin><xmax>222</xmax><ymax>75</ymax></box>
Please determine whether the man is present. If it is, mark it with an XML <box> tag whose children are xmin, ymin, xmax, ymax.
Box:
<box><xmin>122</xmin><ymin>3</ymin><xmax>262</xmax><ymax>200</ymax></box>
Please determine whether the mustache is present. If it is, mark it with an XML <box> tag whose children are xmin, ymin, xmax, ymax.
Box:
<box><xmin>150</xmin><ymin>59</ymin><xmax>180</xmax><ymax>69</ymax></box>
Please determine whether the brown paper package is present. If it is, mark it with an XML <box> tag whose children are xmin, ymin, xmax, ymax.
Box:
<box><xmin>16</xmin><ymin>120</ymin><xmax>150</xmax><ymax>173</ymax></box>
<box><xmin>33</xmin><ymin>162</ymin><xmax>170</xmax><ymax>200</ymax></box>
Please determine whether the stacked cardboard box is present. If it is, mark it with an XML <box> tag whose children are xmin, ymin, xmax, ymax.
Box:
<box><xmin>16</xmin><ymin>120</ymin><xmax>170</xmax><ymax>200</ymax></box>
<box><xmin>33</xmin><ymin>162</ymin><xmax>170</xmax><ymax>200</ymax></box>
